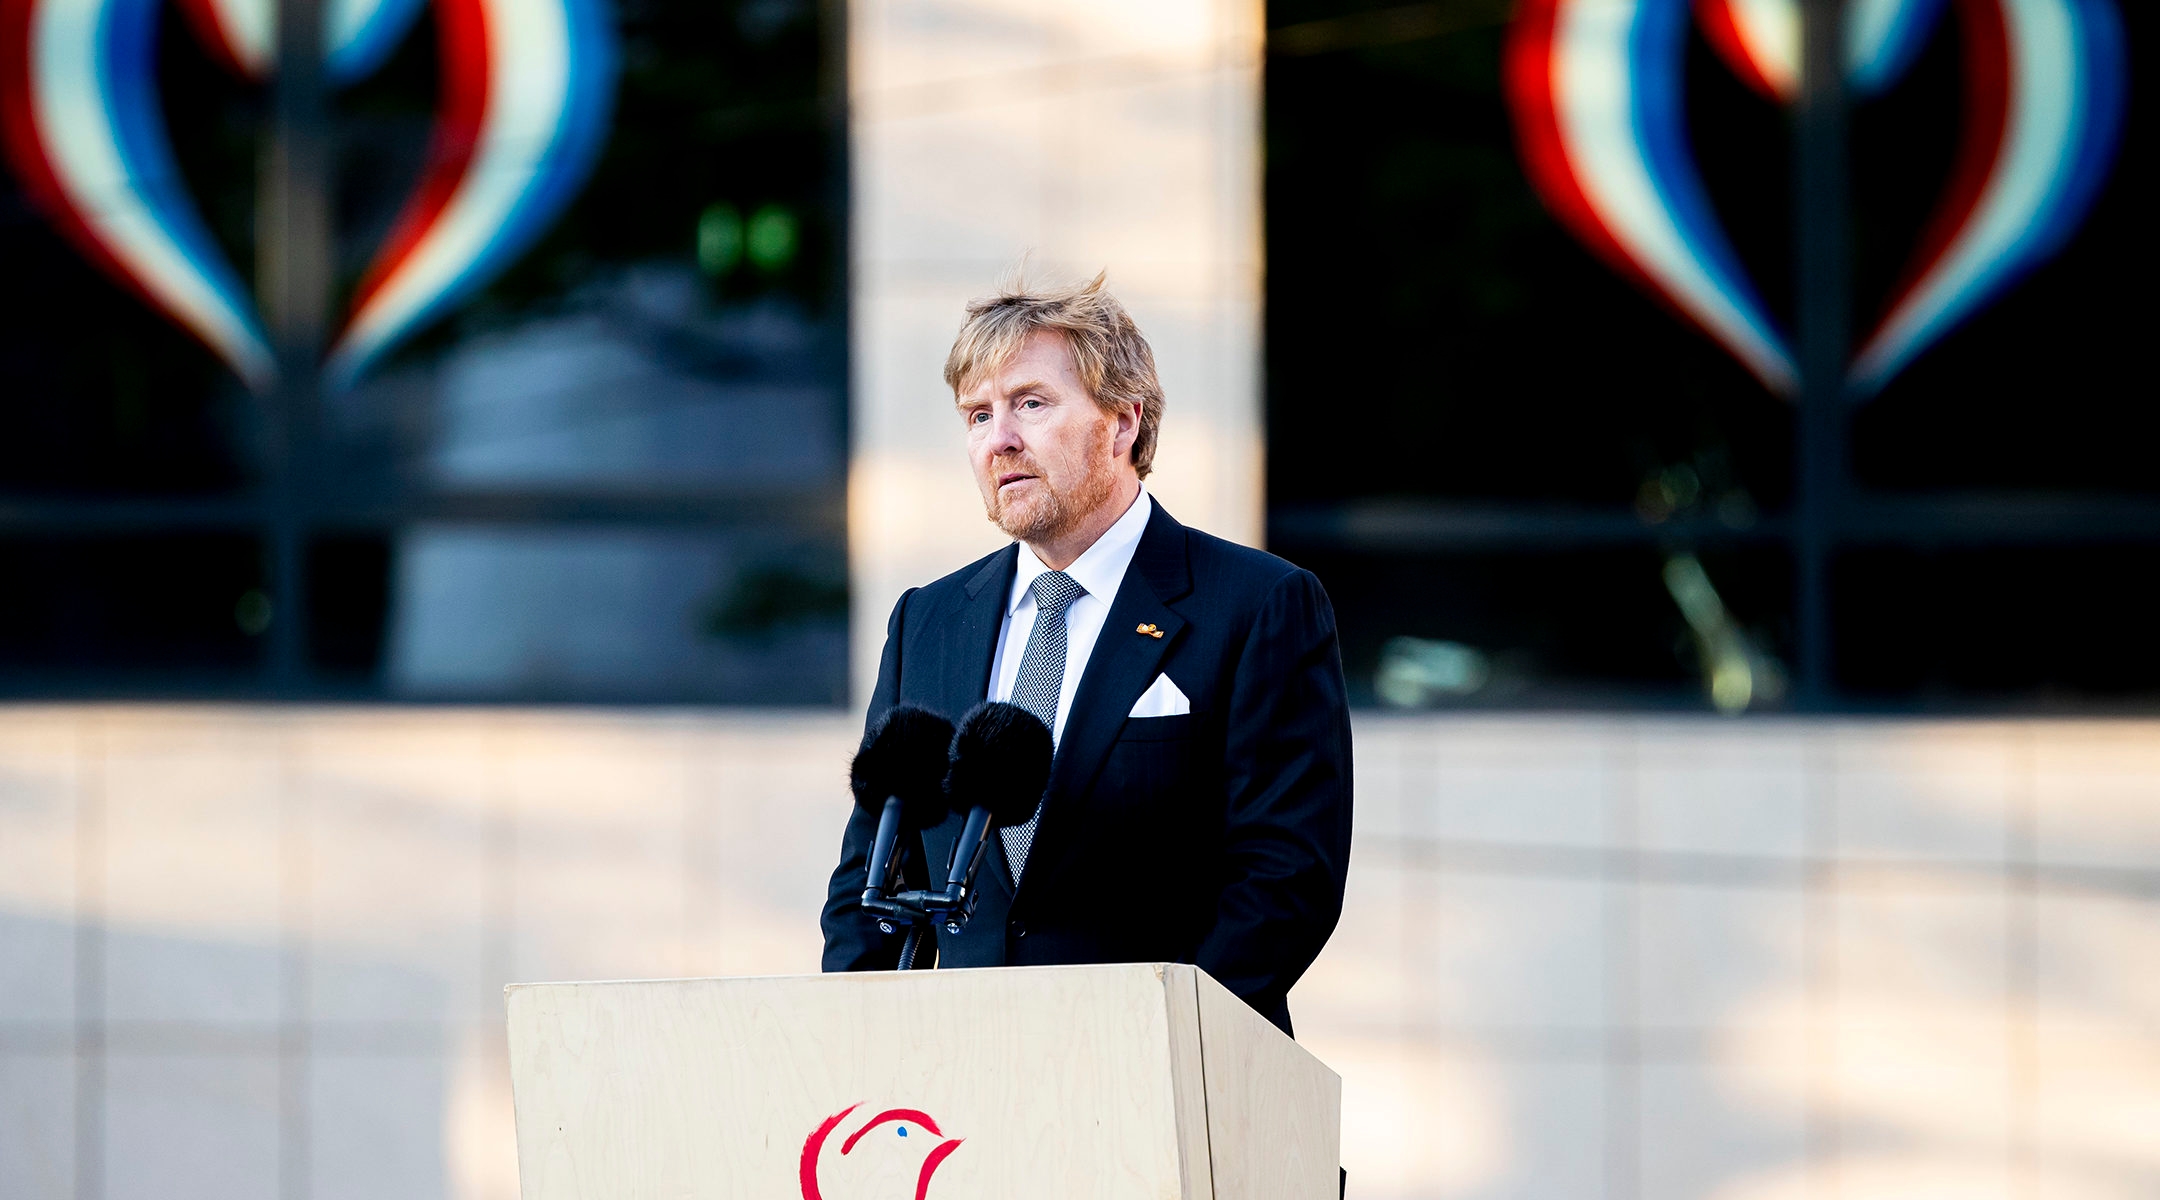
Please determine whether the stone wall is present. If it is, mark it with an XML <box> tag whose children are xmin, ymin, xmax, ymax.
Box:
<box><xmin>2</xmin><ymin>708</ymin><xmax>2153</xmax><ymax>1199</ymax></box>
<box><xmin>847</xmin><ymin>0</ymin><xmax>1266</xmax><ymax>701</ymax></box>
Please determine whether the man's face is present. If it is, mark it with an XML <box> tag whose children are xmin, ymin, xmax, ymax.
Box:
<box><xmin>958</xmin><ymin>329</ymin><xmax>1134</xmax><ymax>544</ymax></box>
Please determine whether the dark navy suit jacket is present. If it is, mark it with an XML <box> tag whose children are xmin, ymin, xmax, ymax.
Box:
<box><xmin>819</xmin><ymin>502</ymin><xmax>1353</xmax><ymax>1035</ymax></box>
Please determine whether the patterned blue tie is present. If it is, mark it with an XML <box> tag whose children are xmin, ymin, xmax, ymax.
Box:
<box><xmin>1001</xmin><ymin>570</ymin><xmax>1084</xmax><ymax>885</ymax></box>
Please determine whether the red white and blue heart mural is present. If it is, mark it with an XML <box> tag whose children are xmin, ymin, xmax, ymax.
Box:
<box><xmin>1505</xmin><ymin>0</ymin><xmax>2127</xmax><ymax>397</ymax></box>
<box><xmin>0</xmin><ymin>0</ymin><xmax>616</xmax><ymax>391</ymax></box>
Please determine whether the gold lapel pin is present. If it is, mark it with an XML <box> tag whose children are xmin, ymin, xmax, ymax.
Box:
<box><xmin>1136</xmin><ymin>623</ymin><xmax>1162</xmax><ymax>638</ymax></box>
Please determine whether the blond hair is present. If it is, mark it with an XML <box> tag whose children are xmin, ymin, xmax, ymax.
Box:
<box><xmin>943</xmin><ymin>271</ymin><xmax>1166</xmax><ymax>479</ymax></box>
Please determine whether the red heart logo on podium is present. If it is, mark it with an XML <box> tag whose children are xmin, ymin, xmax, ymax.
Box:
<box><xmin>0</xmin><ymin>0</ymin><xmax>616</xmax><ymax>392</ymax></box>
<box><xmin>800</xmin><ymin>1104</ymin><xmax>965</xmax><ymax>1200</ymax></box>
<box><xmin>1505</xmin><ymin>0</ymin><xmax>2125</xmax><ymax>397</ymax></box>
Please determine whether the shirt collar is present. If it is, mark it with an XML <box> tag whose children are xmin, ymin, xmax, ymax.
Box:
<box><xmin>1006</xmin><ymin>486</ymin><xmax>1153</xmax><ymax>616</ymax></box>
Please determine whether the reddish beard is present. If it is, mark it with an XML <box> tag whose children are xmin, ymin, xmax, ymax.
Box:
<box><xmin>983</xmin><ymin>420</ymin><xmax>1117</xmax><ymax>543</ymax></box>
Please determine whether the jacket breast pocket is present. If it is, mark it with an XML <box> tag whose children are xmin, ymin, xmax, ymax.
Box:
<box><xmin>1118</xmin><ymin>713</ymin><xmax>1199</xmax><ymax>742</ymax></box>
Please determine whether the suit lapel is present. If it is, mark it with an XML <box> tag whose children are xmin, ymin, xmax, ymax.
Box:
<box><xmin>934</xmin><ymin>545</ymin><xmax>1019</xmax><ymax>904</ymax></box>
<box><xmin>1012</xmin><ymin>503</ymin><xmax>1193</xmax><ymax>907</ymax></box>
<box><xmin>936</xmin><ymin>546</ymin><xmax>1015</xmax><ymax>722</ymax></box>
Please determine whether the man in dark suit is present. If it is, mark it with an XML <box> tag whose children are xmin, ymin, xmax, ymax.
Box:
<box><xmin>820</xmin><ymin>273</ymin><xmax>1351</xmax><ymax>1035</ymax></box>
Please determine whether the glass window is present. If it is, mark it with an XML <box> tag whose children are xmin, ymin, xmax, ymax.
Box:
<box><xmin>1267</xmin><ymin>0</ymin><xmax>2152</xmax><ymax>712</ymax></box>
<box><xmin>0</xmin><ymin>0</ymin><xmax>847</xmax><ymax>702</ymax></box>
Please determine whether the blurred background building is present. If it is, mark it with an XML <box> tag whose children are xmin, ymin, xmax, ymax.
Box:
<box><xmin>0</xmin><ymin>0</ymin><xmax>2153</xmax><ymax>1198</ymax></box>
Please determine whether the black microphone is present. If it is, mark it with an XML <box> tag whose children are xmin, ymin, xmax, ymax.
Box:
<box><xmin>850</xmin><ymin>704</ymin><xmax>957</xmax><ymax>908</ymax></box>
<box><xmin>940</xmin><ymin>702</ymin><xmax>1053</xmax><ymax>928</ymax></box>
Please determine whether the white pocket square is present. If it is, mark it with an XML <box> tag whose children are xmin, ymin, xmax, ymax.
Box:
<box><xmin>1128</xmin><ymin>673</ymin><xmax>1191</xmax><ymax>718</ymax></box>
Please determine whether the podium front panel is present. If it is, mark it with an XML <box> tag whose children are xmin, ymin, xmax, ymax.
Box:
<box><xmin>509</xmin><ymin>964</ymin><xmax>1221</xmax><ymax>1199</ymax></box>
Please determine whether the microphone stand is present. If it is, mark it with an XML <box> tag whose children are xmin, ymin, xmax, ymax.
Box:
<box><xmin>896</xmin><ymin>924</ymin><xmax>928</xmax><ymax>970</ymax></box>
<box><xmin>861</xmin><ymin>868</ymin><xmax>935</xmax><ymax>971</ymax></box>
<box><xmin>861</xmin><ymin>896</ymin><xmax>933</xmax><ymax>969</ymax></box>
<box><xmin>858</xmin><ymin>814</ymin><xmax>1002</xmax><ymax>970</ymax></box>
<box><xmin>879</xmin><ymin>806</ymin><xmax>997</xmax><ymax>945</ymax></box>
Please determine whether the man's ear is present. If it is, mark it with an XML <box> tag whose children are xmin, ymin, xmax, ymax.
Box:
<box><xmin>1110</xmin><ymin>401</ymin><xmax>1141</xmax><ymax>461</ymax></box>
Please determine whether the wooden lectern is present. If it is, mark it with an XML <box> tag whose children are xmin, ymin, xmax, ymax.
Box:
<box><xmin>507</xmin><ymin>963</ymin><xmax>1340</xmax><ymax>1199</ymax></box>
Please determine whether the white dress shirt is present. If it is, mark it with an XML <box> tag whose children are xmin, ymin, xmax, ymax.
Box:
<box><xmin>987</xmin><ymin>487</ymin><xmax>1153</xmax><ymax>746</ymax></box>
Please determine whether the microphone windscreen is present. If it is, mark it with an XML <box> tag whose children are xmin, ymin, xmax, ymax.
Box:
<box><xmin>850</xmin><ymin>705</ymin><xmax>957</xmax><ymax>828</ymax></box>
<box><xmin>946</xmin><ymin>702</ymin><xmax>1053</xmax><ymax>827</ymax></box>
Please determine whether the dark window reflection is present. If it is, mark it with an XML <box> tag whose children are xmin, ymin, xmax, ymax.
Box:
<box><xmin>0</xmin><ymin>535</ymin><xmax>267</xmax><ymax>681</ymax></box>
<box><xmin>1836</xmin><ymin>548</ymin><xmax>2160</xmax><ymax>701</ymax></box>
<box><xmin>0</xmin><ymin>0</ymin><xmax>846</xmax><ymax>703</ymax></box>
<box><xmin>1268</xmin><ymin>0</ymin><xmax>2154</xmax><ymax>712</ymax></box>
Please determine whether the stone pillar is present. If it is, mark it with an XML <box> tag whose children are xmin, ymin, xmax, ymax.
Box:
<box><xmin>847</xmin><ymin>0</ymin><xmax>1265</xmax><ymax>705</ymax></box>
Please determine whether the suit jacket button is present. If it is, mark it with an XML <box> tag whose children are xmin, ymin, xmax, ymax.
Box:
<box><xmin>1008</xmin><ymin>919</ymin><xmax>1027</xmax><ymax>938</ymax></box>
